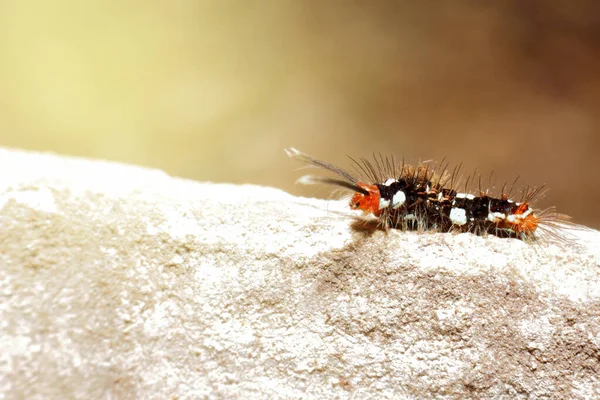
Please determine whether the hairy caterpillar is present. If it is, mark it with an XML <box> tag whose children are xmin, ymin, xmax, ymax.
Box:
<box><xmin>286</xmin><ymin>148</ymin><xmax>575</xmax><ymax>243</ymax></box>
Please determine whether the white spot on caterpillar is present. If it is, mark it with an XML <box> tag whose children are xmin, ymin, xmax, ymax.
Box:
<box><xmin>450</xmin><ymin>208</ymin><xmax>467</xmax><ymax>225</ymax></box>
<box><xmin>506</xmin><ymin>208</ymin><xmax>532</xmax><ymax>224</ymax></box>
<box><xmin>456</xmin><ymin>193</ymin><xmax>475</xmax><ymax>200</ymax></box>
<box><xmin>487</xmin><ymin>212</ymin><xmax>505</xmax><ymax>223</ymax></box>
<box><xmin>506</xmin><ymin>214</ymin><xmax>518</xmax><ymax>223</ymax></box>
<box><xmin>378</xmin><ymin>198</ymin><xmax>390</xmax><ymax>210</ymax></box>
<box><xmin>392</xmin><ymin>190</ymin><xmax>406</xmax><ymax>209</ymax></box>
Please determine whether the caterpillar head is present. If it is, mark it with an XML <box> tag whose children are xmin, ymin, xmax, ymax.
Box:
<box><xmin>350</xmin><ymin>183</ymin><xmax>382</xmax><ymax>215</ymax></box>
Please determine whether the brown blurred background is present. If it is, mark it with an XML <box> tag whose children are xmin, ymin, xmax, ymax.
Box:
<box><xmin>1</xmin><ymin>1</ymin><xmax>599</xmax><ymax>228</ymax></box>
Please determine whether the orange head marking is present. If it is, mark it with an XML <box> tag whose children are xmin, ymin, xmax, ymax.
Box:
<box><xmin>510</xmin><ymin>203</ymin><xmax>541</xmax><ymax>234</ymax></box>
<box><xmin>350</xmin><ymin>182</ymin><xmax>381</xmax><ymax>215</ymax></box>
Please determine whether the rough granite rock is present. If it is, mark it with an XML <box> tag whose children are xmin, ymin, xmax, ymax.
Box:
<box><xmin>1</xmin><ymin>147</ymin><xmax>599</xmax><ymax>399</ymax></box>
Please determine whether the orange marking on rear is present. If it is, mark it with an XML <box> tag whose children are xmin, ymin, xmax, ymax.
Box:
<box><xmin>510</xmin><ymin>203</ymin><xmax>540</xmax><ymax>234</ymax></box>
<box><xmin>513</xmin><ymin>203</ymin><xmax>529</xmax><ymax>215</ymax></box>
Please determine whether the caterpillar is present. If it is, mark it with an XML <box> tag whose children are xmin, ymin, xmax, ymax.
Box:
<box><xmin>286</xmin><ymin>148</ymin><xmax>575</xmax><ymax>243</ymax></box>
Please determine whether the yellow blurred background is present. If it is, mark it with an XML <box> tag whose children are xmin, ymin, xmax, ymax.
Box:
<box><xmin>1</xmin><ymin>1</ymin><xmax>599</xmax><ymax>228</ymax></box>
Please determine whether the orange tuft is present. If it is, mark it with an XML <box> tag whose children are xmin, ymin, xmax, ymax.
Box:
<box><xmin>349</xmin><ymin>182</ymin><xmax>381</xmax><ymax>215</ymax></box>
<box><xmin>513</xmin><ymin>203</ymin><xmax>529</xmax><ymax>215</ymax></box>
<box><xmin>510</xmin><ymin>203</ymin><xmax>541</xmax><ymax>234</ymax></box>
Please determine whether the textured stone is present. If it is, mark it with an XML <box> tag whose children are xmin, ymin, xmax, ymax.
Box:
<box><xmin>1</xmin><ymin>148</ymin><xmax>599</xmax><ymax>399</ymax></box>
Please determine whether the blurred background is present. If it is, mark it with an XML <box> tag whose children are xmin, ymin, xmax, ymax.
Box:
<box><xmin>1</xmin><ymin>1</ymin><xmax>599</xmax><ymax>228</ymax></box>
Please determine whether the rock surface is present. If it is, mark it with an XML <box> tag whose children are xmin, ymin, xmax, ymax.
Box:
<box><xmin>1</xmin><ymin>147</ymin><xmax>600</xmax><ymax>399</ymax></box>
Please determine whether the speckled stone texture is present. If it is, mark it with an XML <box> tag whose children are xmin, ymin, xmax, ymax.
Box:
<box><xmin>1</xmin><ymin>148</ymin><xmax>599</xmax><ymax>399</ymax></box>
